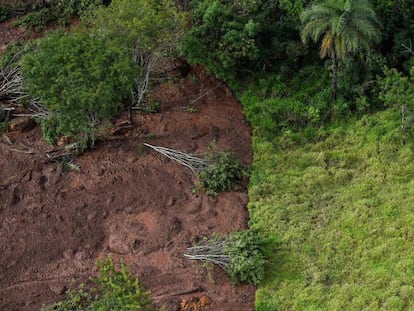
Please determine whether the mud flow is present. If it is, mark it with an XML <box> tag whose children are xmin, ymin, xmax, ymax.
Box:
<box><xmin>0</xmin><ymin>64</ymin><xmax>255</xmax><ymax>310</ymax></box>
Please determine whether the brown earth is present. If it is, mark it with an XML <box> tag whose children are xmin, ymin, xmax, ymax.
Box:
<box><xmin>0</xmin><ymin>62</ymin><xmax>255</xmax><ymax>311</ymax></box>
<box><xmin>0</xmin><ymin>1</ymin><xmax>80</xmax><ymax>52</ymax></box>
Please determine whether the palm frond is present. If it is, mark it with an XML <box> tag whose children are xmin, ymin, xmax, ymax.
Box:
<box><xmin>301</xmin><ymin>0</ymin><xmax>381</xmax><ymax>60</ymax></box>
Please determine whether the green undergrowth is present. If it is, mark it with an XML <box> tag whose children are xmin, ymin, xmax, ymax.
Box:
<box><xmin>42</xmin><ymin>257</ymin><xmax>157</xmax><ymax>311</ymax></box>
<box><xmin>244</xmin><ymin>102</ymin><xmax>414</xmax><ymax>309</ymax></box>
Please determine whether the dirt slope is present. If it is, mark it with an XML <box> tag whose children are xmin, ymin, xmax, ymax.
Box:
<box><xmin>0</xmin><ymin>65</ymin><xmax>255</xmax><ymax>311</ymax></box>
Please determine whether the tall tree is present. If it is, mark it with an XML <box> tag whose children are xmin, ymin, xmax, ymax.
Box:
<box><xmin>301</xmin><ymin>0</ymin><xmax>381</xmax><ymax>99</ymax></box>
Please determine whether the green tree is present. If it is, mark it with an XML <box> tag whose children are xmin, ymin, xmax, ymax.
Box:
<box><xmin>182</xmin><ymin>0</ymin><xmax>305</xmax><ymax>87</ymax></box>
<box><xmin>92</xmin><ymin>0</ymin><xmax>186</xmax><ymax>107</ymax></box>
<box><xmin>21</xmin><ymin>31</ymin><xmax>139</xmax><ymax>144</ymax></box>
<box><xmin>301</xmin><ymin>0</ymin><xmax>381</xmax><ymax>99</ymax></box>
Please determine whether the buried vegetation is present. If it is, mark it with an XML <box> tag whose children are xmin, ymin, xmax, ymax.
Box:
<box><xmin>21</xmin><ymin>30</ymin><xmax>139</xmax><ymax>145</ymax></box>
<box><xmin>144</xmin><ymin>143</ymin><xmax>248</xmax><ymax>195</ymax></box>
<box><xmin>0</xmin><ymin>1</ymin><xmax>256</xmax><ymax>309</ymax></box>
<box><xmin>184</xmin><ymin>230</ymin><xmax>267</xmax><ymax>286</ymax></box>
<box><xmin>42</xmin><ymin>257</ymin><xmax>157</xmax><ymax>311</ymax></box>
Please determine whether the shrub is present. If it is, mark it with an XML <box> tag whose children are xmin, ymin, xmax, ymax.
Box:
<box><xmin>15</xmin><ymin>0</ymin><xmax>102</xmax><ymax>30</ymax></box>
<box><xmin>0</xmin><ymin>4</ymin><xmax>11</xmax><ymax>22</ymax></box>
<box><xmin>198</xmin><ymin>150</ymin><xmax>248</xmax><ymax>195</ymax></box>
<box><xmin>42</xmin><ymin>257</ymin><xmax>157</xmax><ymax>311</ymax></box>
<box><xmin>181</xmin><ymin>0</ymin><xmax>304</xmax><ymax>86</ymax></box>
<box><xmin>378</xmin><ymin>67</ymin><xmax>414</xmax><ymax>109</ymax></box>
<box><xmin>91</xmin><ymin>0</ymin><xmax>186</xmax><ymax>107</ymax></box>
<box><xmin>184</xmin><ymin>229</ymin><xmax>266</xmax><ymax>285</ymax></box>
<box><xmin>21</xmin><ymin>31</ymin><xmax>140</xmax><ymax>144</ymax></box>
<box><xmin>0</xmin><ymin>2</ymin><xmax>27</xmax><ymax>23</ymax></box>
<box><xmin>377</xmin><ymin>67</ymin><xmax>414</xmax><ymax>139</ymax></box>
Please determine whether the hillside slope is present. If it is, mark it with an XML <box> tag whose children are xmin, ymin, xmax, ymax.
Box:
<box><xmin>0</xmin><ymin>66</ymin><xmax>255</xmax><ymax>311</ymax></box>
<box><xmin>246</xmin><ymin>107</ymin><xmax>414</xmax><ymax>310</ymax></box>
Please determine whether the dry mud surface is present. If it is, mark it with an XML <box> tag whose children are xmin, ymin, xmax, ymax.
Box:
<box><xmin>0</xmin><ymin>64</ymin><xmax>255</xmax><ymax>310</ymax></box>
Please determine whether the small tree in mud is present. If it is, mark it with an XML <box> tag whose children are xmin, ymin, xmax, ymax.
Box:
<box><xmin>42</xmin><ymin>257</ymin><xmax>157</xmax><ymax>311</ymax></box>
<box><xmin>184</xmin><ymin>230</ymin><xmax>266</xmax><ymax>285</ymax></box>
<box><xmin>198</xmin><ymin>150</ymin><xmax>248</xmax><ymax>195</ymax></box>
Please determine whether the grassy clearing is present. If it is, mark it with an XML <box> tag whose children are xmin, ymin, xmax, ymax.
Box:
<box><xmin>244</xmin><ymin>104</ymin><xmax>414</xmax><ymax>310</ymax></box>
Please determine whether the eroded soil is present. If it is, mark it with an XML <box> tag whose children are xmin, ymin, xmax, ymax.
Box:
<box><xmin>0</xmin><ymin>64</ymin><xmax>255</xmax><ymax>310</ymax></box>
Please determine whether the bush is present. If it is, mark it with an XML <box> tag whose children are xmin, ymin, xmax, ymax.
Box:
<box><xmin>42</xmin><ymin>257</ymin><xmax>157</xmax><ymax>311</ymax></box>
<box><xmin>91</xmin><ymin>0</ymin><xmax>186</xmax><ymax>107</ymax></box>
<box><xmin>0</xmin><ymin>4</ymin><xmax>11</xmax><ymax>22</ymax></box>
<box><xmin>376</xmin><ymin>67</ymin><xmax>414</xmax><ymax>139</ymax></box>
<box><xmin>21</xmin><ymin>31</ymin><xmax>140</xmax><ymax>144</ymax></box>
<box><xmin>181</xmin><ymin>0</ymin><xmax>304</xmax><ymax>86</ymax></box>
<box><xmin>0</xmin><ymin>2</ymin><xmax>27</xmax><ymax>23</ymax></box>
<box><xmin>224</xmin><ymin>230</ymin><xmax>266</xmax><ymax>285</ymax></box>
<box><xmin>0</xmin><ymin>42</ymin><xmax>34</xmax><ymax>70</ymax></box>
<box><xmin>184</xmin><ymin>229</ymin><xmax>266</xmax><ymax>285</ymax></box>
<box><xmin>92</xmin><ymin>0</ymin><xmax>185</xmax><ymax>54</ymax></box>
<box><xmin>15</xmin><ymin>0</ymin><xmax>102</xmax><ymax>30</ymax></box>
<box><xmin>198</xmin><ymin>150</ymin><xmax>248</xmax><ymax>195</ymax></box>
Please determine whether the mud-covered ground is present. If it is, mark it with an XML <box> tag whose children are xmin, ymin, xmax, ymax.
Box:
<box><xmin>0</xmin><ymin>62</ymin><xmax>255</xmax><ymax>311</ymax></box>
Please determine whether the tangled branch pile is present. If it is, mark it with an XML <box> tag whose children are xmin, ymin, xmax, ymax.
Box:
<box><xmin>144</xmin><ymin>143</ymin><xmax>247</xmax><ymax>194</ymax></box>
<box><xmin>184</xmin><ymin>230</ymin><xmax>266</xmax><ymax>285</ymax></box>
<box><xmin>143</xmin><ymin>143</ymin><xmax>212</xmax><ymax>173</ymax></box>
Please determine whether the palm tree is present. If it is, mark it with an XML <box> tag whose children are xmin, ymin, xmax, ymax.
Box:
<box><xmin>301</xmin><ymin>0</ymin><xmax>381</xmax><ymax>99</ymax></box>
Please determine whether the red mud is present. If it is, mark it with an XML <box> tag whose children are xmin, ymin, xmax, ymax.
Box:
<box><xmin>0</xmin><ymin>64</ymin><xmax>255</xmax><ymax>310</ymax></box>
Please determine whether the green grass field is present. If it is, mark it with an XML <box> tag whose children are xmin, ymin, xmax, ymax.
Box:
<box><xmin>244</xmin><ymin>105</ymin><xmax>414</xmax><ymax>310</ymax></box>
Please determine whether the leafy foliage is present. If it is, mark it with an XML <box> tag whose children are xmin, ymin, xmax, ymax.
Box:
<box><xmin>301</xmin><ymin>0</ymin><xmax>381</xmax><ymax>60</ymax></box>
<box><xmin>0</xmin><ymin>2</ymin><xmax>27</xmax><ymax>23</ymax></box>
<box><xmin>21</xmin><ymin>31</ymin><xmax>139</xmax><ymax>144</ymax></box>
<box><xmin>185</xmin><ymin>230</ymin><xmax>266</xmax><ymax>285</ymax></box>
<box><xmin>301</xmin><ymin>0</ymin><xmax>381</xmax><ymax>98</ymax></box>
<box><xmin>377</xmin><ymin>67</ymin><xmax>414</xmax><ymax>138</ymax></box>
<box><xmin>90</xmin><ymin>258</ymin><xmax>156</xmax><ymax>310</ymax></box>
<box><xmin>198</xmin><ymin>150</ymin><xmax>248</xmax><ymax>195</ymax></box>
<box><xmin>224</xmin><ymin>230</ymin><xmax>267</xmax><ymax>285</ymax></box>
<box><xmin>245</xmin><ymin>105</ymin><xmax>414</xmax><ymax>310</ymax></box>
<box><xmin>181</xmin><ymin>0</ymin><xmax>304</xmax><ymax>86</ymax></box>
<box><xmin>371</xmin><ymin>0</ymin><xmax>414</xmax><ymax>67</ymax></box>
<box><xmin>15</xmin><ymin>0</ymin><xmax>102</xmax><ymax>31</ymax></box>
<box><xmin>0</xmin><ymin>4</ymin><xmax>12</xmax><ymax>22</ymax></box>
<box><xmin>378</xmin><ymin>67</ymin><xmax>414</xmax><ymax>108</ymax></box>
<box><xmin>90</xmin><ymin>0</ymin><xmax>186</xmax><ymax>106</ymax></box>
<box><xmin>42</xmin><ymin>257</ymin><xmax>157</xmax><ymax>311</ymax></box>
<box><xmin>92</xmin><ymin>0</ymin><xmax>185</xmax><ymax>55</ymax></box>
<box><xmin>239</xmin><ymin>65</ymin><xmax>361</xmax><ymax>139</ymax></box>
<box><xmin>40</xmin><ymin>116</ymin><xmax>62</xmax><ymax>146</ymax></box>
<box><xmin>0</xmin><ymin>42</ymin><xmax>35</xmax><ymax>70</ymax></box>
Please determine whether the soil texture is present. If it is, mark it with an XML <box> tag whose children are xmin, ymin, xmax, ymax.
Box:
<box><xmin>0</xmin><ymin>63</ymin><xmax>255</xmax><ymax>311</ymax></box>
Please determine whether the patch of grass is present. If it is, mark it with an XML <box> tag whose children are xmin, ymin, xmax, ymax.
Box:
<box><xmin>244</xmin><ymin>102</ymin><xmax>414</xmax><ymax>310</ymax></box>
